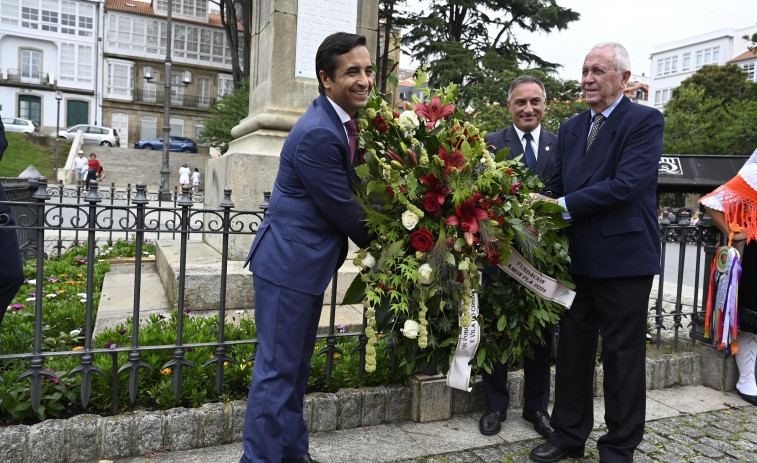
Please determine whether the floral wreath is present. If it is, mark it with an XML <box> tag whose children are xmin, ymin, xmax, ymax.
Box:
<box><xmin>344</xmin><ymin>71</ymin><xmax>573</xmax><ymax>374</ymax></box>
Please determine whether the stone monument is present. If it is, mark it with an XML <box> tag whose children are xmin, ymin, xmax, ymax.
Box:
<box><xmin>204</xmin><ymin>0</ymin><xmax>379</xmax><ymax>259</ymax></box>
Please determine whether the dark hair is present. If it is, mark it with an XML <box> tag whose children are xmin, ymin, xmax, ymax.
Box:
<box><xmin>508</xmin><ymin>75</ymin><xmax>547</xmax><ymax>101</ymax></box>
<box><xmin>316</xmin><ymin>32</ymin><xmax>367</xmax><ymax>95</ymax></box>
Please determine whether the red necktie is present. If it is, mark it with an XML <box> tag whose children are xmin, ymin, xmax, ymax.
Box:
<box><xmin>344</xmin><ymin>119</ymin><xmax>358</xmax><ymax>163</ymax></box>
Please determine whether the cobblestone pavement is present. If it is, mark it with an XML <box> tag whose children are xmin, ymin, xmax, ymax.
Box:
<box><xmin>386</xmin><ymin>405</ymin><xmax>757</xmax><ymax>463</ymax></box>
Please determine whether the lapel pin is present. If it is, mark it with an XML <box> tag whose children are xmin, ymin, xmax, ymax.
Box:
<box><xmin>545</xmin><ymin>147</ymin><xmax>550</xmax><ymax>151</ymax></box>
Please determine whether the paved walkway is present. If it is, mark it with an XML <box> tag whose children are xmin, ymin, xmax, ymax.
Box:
<box><xmin>106</xmin><ymin>386</ymin><xmax>756</xmax><ymax>463</ymax></box>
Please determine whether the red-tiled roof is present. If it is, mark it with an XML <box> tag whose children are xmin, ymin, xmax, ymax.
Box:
<box><xmin>729</xmin><ymin>49</ymin><xmax>757</xmax><ymax>63</ymax></box>
<box><xmin>105</xmin><ymin>0</ymin><xmax>242</xmax><ymax>30</ymax></box>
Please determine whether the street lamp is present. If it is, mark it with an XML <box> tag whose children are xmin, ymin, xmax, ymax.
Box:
<box><xmin>54</xmin><ymin>90</ymin><xmax>62</xmax><ymax>183</ymax></box>
<box><xmin>142</xmin><ymin>0</ymin><xmax>192</xmax><ymax>200</ymax></box>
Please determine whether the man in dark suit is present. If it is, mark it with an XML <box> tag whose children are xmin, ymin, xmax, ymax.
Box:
<box><xmin>529</xmin><ymin>43</ymin><xmax>664</xmax><ymax>463</ymax></box>
<box><xmin>239</xmin><ymin>33</ymin><xmax>373</xmax><ymax>463</ymax></box>
<box><xmin>479</xmin><ymin>76</ymin><xmax>556</xmax><ymax>438</ymax></box>
<box><xmin>0</xmin><ymin>118</ymin><xmax>25</xmax><ymax>326</ymax></box>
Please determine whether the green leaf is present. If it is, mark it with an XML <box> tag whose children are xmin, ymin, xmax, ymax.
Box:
<box><xmin>354</xmin><ymin>164</ymin><xmax>370</xmax><ymax>178</ymax></box>
<box><xmin>341</xmin><ymin>274</ymin><xmax>367</xmax><ymax>305</ymax></box>
<box><xmin>497</xmin><ymin>315</ymin><xmax>506</xmax><ymax>331</ymax></box>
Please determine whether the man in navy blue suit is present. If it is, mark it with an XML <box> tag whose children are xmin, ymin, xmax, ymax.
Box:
<box><xmin>529</xmin><ymin>43</ymin><xmax>664</xmax><ymax>463</ymax></box>
<box><xmin>239</xmin><ymin>32</ymin><xmax>373</xmax><ymax>463</ymax></box>
<box><xmin>0</xmin><ymin>118</ymin><xmax>25</xmax><ymax>326</ymax></box>
<box><xmin>479</xmin><ymin>76</ymin><xmax>556</xmax><ymax>439</ymax></box>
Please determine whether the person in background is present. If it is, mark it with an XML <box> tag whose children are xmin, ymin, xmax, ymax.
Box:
<box><xmin>72</xmin><ymin>150</ymin><xmax>89</xmax><ymax>188</ymax></box>
<box><xmin>86</xmin><ymin>153</ymin><xmax>100</xmax><ymax>189</ymax></box>
<box><xmin>530</xmin><ymin>42</ymin><xmax>665</xmax><ymax>463</ymax></box>
<box><xmin>699</xmin><ymin>147</ymin><xmax>757</xmax><ymax>407</ymax></box>
<box><xmin>479</xmin><ymin>75</ymin><xmax>557</xmax><ymax>439</ymax></box>
<box><xmin>0</xmin><ymin>119</ymin><xmax>25</xmax><ymax>326</ymax></box>
<box><xmin>179</xmin><ymin>163</ymin><xmax>191</xmax><ymax>192</ymax></box>
<box><xmin>191</xmin><ymin>168</ymin><xmax>200</xmax><ymax>192</ymax></box>
<box><xmin>239</xmin><ymin>32</ymin><xmax>373</xmax><ymax>463</ymax></box>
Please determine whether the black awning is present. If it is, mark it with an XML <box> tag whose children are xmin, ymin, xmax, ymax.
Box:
<box><xmin>657</xmin><ymin>154</ymin><xmax>749</xmax><ymax>193</ymax></box>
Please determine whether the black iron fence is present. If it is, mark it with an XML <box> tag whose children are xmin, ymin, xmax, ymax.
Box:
<box><xmin>0</xmin><ymin>177</ymin><xmax>723</xmax><ymax>417</ymax></box>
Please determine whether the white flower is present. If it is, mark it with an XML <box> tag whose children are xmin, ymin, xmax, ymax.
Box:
<box><xmin>26</xmin><ymin>279</ymin><xmax>36</xmax><ymax>285</ymax></box>
<box><xmin>360</xmin><ymin>254</ymin><xmax>377</xmax><ymax>269</ymax></box>
<box><xmin>418</xmin><ymin>263</ymin><xmax>433</xmax><ymax>284</ymax></box>
<box><xmin>46</xmin><ymin>293</ymin><xmax>57</xmax><ymax>298</ymax></box>
<box><xmin>26</xmin><ymin>297</ymin><xmax>35</xmax><ymax>301</ymax></box>
<box><xmin>70</xmin><ymin>329</ymin><xmax>81</xmax><ymax>337</ymax></box>
<box><xmin>400</xmin><ymin>319</ymin><xmax>420</xmax><ymax>339</ymax></box>
<box><xmin>401</xmin><ymin>210</ymin><xmax>420</xmax><ymax>230</ymax></box>
<box><xmin>397</xmin><ymin>110</ymin><xmax>420</xmax><ymax>131</ymax></box>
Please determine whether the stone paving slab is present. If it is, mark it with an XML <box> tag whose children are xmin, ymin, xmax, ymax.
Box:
<box><xmin>103</xmin><ymin>388</ymin><xmax>756</xmax><ymax>463</ymax></box>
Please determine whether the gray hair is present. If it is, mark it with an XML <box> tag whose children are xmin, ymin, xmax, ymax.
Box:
<box><xmin>591</xmin><ymin>42</ymin><xmax>631</xmax><ymax>73</ymax></box>
<box><xmin>507</xmin><ymin>75</ymin><xmax>547</xmax><ymax>101</ymax></box>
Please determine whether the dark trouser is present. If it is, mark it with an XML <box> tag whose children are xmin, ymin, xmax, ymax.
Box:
<box><xmin>549</xmin><ymin>275</ymin><xmax>653</xmax><ymax>463</ymax></box>
<box><xmin>239</xmin><ymin>274</ymin><xmax>324</xmax><ymax>463</ymax></box>
<box><xmin>0</xmin><ymin>204</ymin><xmax>24</xmax><ymax>325</ymax></box>
<box><xmin>481</xmin><ymin>331</ymin><xmax>553</xmax><ymax>412</ymax></box>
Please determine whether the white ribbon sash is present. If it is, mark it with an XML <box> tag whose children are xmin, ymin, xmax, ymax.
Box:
<box><xmin>498</xmin><ymin>246</ymin><xmax>575</xmax><ymax>309</ymax></box>
<box><xmin>446</xmin><ymin>294</ymin><xmax>480</xmax><ymax>391</ymax></box>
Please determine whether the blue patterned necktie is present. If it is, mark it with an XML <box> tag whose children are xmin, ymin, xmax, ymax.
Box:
<box><xmin>523</xmin><ymin>132</ymin><xmax>536</xmax><ymax>170</ymax></box>
<box><xmin>585</xmin><ymin>114</ymin><xmax>606</xmax><ymax>154</ymax></box>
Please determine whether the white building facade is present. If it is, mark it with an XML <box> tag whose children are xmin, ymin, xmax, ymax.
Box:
<box><xmin>649</xmin><ymin>25</ymin><xmax>757</xmax><ymax>110</ymax></box>
<box><xmin>0</xmin><ymin>0</ymin><xmax>104</xmax><ymax>133</ymax></box>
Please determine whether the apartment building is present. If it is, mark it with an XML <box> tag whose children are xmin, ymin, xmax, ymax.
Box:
<box><xmin>0</xmin><ymin>0</ymin><xmax>103</xmax><ymax>133</ymax></box>
<box><xmin>648</xmin><ymin>24</ymin><xmax>757</xmax><ymax>110</ymax></box>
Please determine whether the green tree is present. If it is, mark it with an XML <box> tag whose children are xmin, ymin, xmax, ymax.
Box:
<box><xmin>395</xmin><ymin>0</ymin><xmax>580</xmax><ymax>104</ymax></box>
<box><xmin>667</xmin><ymin>64</ymin><xmax>757</xmax><ymax>111</ymax></box>
<box><xmin>198</xmin><ymin>80</ymin><xmax>249</xmax><ymax>153</ymax></box>
<box><xmin>212</xmin><ymin>0</ymin><xmax>252</xmax><ymax>87</ymax></box>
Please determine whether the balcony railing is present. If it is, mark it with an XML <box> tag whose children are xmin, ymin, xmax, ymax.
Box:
<box><xmin>134</xmin><ymin>89</ymin><xmax>216</xmax><ymax>109</ymax></box>
<box><xmin>1</xmin><ymin>68</ymin><xmax>52</xmax><ymax>86</ymax></box>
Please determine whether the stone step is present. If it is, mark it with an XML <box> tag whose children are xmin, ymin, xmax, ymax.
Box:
<box><xmin>154</xmin><ymin>239</ymin><xmax>361</xmax><ymax>312</ymax></box>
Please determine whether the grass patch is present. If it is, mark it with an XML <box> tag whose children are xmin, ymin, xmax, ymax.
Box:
<box><xmin>0</xmin><ymin>132</ymin><xmax>71</xmax><ymax>179</ymax></box>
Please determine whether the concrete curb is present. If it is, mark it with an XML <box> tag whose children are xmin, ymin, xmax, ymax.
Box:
<box><xmin>0</xmin><ymin>344</ymin><xmax>721</xmax><ymax>463</ymax></box>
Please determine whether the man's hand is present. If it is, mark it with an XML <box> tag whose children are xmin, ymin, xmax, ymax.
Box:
<box><xmin>529</xmin><ymin>193</ymin><xmax>557</xmax><ymax>204</ymax></box>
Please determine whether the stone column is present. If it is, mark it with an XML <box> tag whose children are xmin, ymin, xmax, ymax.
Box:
<box><xmin>204</xmin><ymin>0</ymin><xmax>378</xmax><ymax>259</ymax></box>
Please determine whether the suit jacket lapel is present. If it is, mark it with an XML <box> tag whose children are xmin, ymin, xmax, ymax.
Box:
<box><xmin>535</xmin><ymin>134</ymin><xmax>554</xmax><ymax>178</ymax></box>
<box><xmin>317</xmin><ymin>94</ymin><xmax>354</xmax><ymax>179</ymax></box>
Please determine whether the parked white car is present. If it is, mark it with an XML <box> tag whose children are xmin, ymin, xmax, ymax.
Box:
<box><xmin>54</xmin><ymin>124</ymin><xmax>120</xmax><ymax>147</ymax></box>
<box><xmin>2</xmin><ymin>117</ymin><xmax>40</xmax><ymax>133</ymax></box>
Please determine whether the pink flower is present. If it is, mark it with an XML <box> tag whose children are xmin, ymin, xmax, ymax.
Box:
<box><xmin>413</xmin><ymin>96</ymin><xmax>454</xmax><ymax>129</ymax></box>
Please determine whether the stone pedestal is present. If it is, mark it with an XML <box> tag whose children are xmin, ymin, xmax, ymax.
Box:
<box><xmin>695</xmin><ymin>343</ymin><xmax>738</xmax><ymax>391</ymax></box>
<box><xmin>203</xmin><ymin>0</ymin><xmax>379</xmax><ymax>260</ymax></box>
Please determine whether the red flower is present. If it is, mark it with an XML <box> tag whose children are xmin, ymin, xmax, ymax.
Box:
<box><xmin>509</xmin><ymin>182</ymin><xmax>522</xmax><ymax>195</ymax></box>
<box><xmin>373</xmin><ymin>116</ymin><xmax>385</xmax><ymax>127</ymax></box>
<box><xmin>413</xmin><ymin>96</ymin><xmax>454</xmax><ymax>129</ymax></box>
<box><xmin>445</xmin><ymin>197</ymin><xmax>489</xmax><ymax>234</ymax></box>
<box><xmin>437</xmin><ymin>146</ymin><xmax>465</xmax><ymax>175</ymax></box>
<box><xmin>419</xmin><ymin>173</ymin><xmax>449</xmax><ymax>205</ymax></box>
<box><xmin>377</xmin><ymin>123</ymin><xmax>389</xmax><ymax>133</ymax></box>
<box><xmin>392</xmin><ymin>110</ymin><xmax>400</xmax><ymax>119</ymax></box>
<box><xmin>409</xmin><ymin>228</ymin><xmax>435</xmax><ymax>252</ymax></box>
<box><xmin>448</xmin><ymin>125</ymin><xmax>479</xmax><ymax>148</ymax></box>
<box><xmin>423</xmin><ymin>194</ymin><xmax>442</xmax><ymax>215</ymax></box>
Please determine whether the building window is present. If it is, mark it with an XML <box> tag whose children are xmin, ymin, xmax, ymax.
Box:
<box><xmin>682</xmin><ymin>52</ymin><xmax>691</xmax><ymax>71</ymax></box>
<box><xmin>195</xmin><ymin>122</ymin><xmax>206</xmax><ymax>145</ymax></box>
<box><xmin>654</xmin><ymin>88</ymin><xmax>672</xmax><ymax>106</ymax></box>
<box><xmin>41</xmin><ymin>0</ymin><xmax>58</xmax><ymax>31</ymax></box>
<box><xmin>21</xmin><ymin>49</ymin><xmax>41</xmax><ymax>81</ymax></box>
<box><xmin>170</xmin><ymin>117</ymin><xmax>184</xmax><ymax>137</ymax></box>
<box><xmin>198</xmin><ymin>78</ymin><xmax>211</xmax><ymax>108</ymax></box>
<box><xmin>21</xmin><ymin>0</ymin><xmax>38</xmax><ymax>29</ymax></box>
<box><xmin>19</xmin><ymin>95</ymin><xmax>42</xmax><ymax>125</ymax></box>
<box><xmin>155</xmin><ymin>0</ymin><xmax>207</xmax><ymax>21</ymax></box>
<box><xmin>78</xmin><ymin>3</ymin><xmax>94</xmax><ymax>37</ymax></box>
<box><xmin>140</xmin><ymin>115</ymin><xmax>157</xmax><ymax>140</ymax></box>
<box><xmin>744</xmin><ymin>63</ymin><xmax>756</xmax><ymax>82</ymax></box>
<box><xmin>218</xmin><ymin>75</ymin><xmax>234</xmax><ymax>97</ymax></box>
<box><xmin>107</xmin><ymin>60</ymin><xmax>134</xmax><ymax>100</ymax></box>
<box><xmin>78</xmin><ymin>45</ymin><xmax>93</xmax><ymax>84</ymax></box>
<box><xmin>635</xmin><ymin>89</ymin><xmax>647</xmax><ymax>100</ymax></box>
<box><xmin>656</xmin><ymin>56</ymin><xmax>678</xmax><ymax>76</ymax></box>
<box><xmin>1</xmin><ymin>0</ymin><xmax>20</xmax><ymax>26</ymax></box>
<box><xmin>695</xmin><ymin>46</ymin><xmax>720</xmax><ymax>69</ymax></box>
<box><xmin>60</xmin><ymin>43</ymin><xmax>75</xmax><ymax>82</ymax></box>
<box><xmin>61</xmin><ymin>1</ymin><xmax>76</xmax><ymax>34</ymax></box>
<box><xmin>170</xmin><ymin>72</ymin><xmax>185</xmax><ymax>106</ymax></box>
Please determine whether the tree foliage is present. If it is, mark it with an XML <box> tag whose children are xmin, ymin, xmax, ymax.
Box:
<box><xmin>663</xmin><ymin>76</ymin><xmax>757</xmax><ymax>156</ymax></box>
<box><xmin>667</xmin><ymin>64</ymin><xmax>757</xmax><ymax>110</ymax></box>
<box><xmin>394</xmin><ymin>0</ymin><xmax>579</xmax><ymax>104</ymax></box>
<box><xmin>198</xmin><ymin>80</ymin><xmax>249</xmax><ymax>153</ymax></box>
<box><xmin>375</xmin><ymin>0</ymin><xmax>405</xmax><ymax>97</ymax></box>
<box><xmin>212</xmin><ymin>0</ymin><xmax>252</xmax><ymax>87</ymax></box>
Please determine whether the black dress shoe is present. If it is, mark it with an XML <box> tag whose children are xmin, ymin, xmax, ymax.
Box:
<box><xmin>478</xmin><ymin>409</ymin><xmax>507</xmax><ymax>435</ymax></box>
<box><xmin>529</xmin><ymin>441</ymin><xmax>584</xmax><ymax>462</ymax></box>
<box><xmin>522</xmin><ymin>408</ymin><xmax>554</xmax><ymax>438</ymax></box>
<box><xmin>738</xmin><ymin>390</ymin><xmax>757</xmax><ymax>406</ymax></box>
<box><xmin>282</xmin><ymin>455</ymin><xmax>321</xmax><ymax>463</ymax></box>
